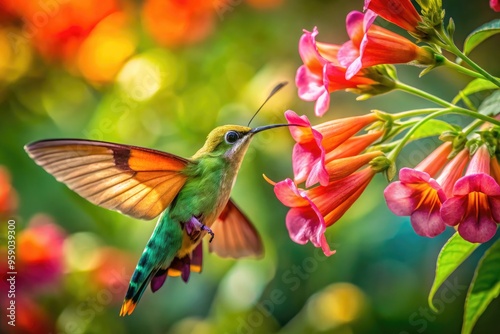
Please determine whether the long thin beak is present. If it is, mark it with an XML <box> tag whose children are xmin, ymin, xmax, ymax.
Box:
<box><xmin>250</xmin><ymin>123</ymin><xmax>303</xmax><ymax>134</ymax></box>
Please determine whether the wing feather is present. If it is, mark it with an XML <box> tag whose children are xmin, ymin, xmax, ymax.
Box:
<box><xmin>25</xmin><ymin>139</ymin><xmax>190</xmax><ymax>220</ymax></box>
<box><xmin>209</xmin><ymin>200</ymin><xmax>263</xmax><ymax>258</ymax></box>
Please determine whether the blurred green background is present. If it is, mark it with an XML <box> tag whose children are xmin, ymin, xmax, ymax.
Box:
<box><xmin>1</xmin><ymin>0</ymin><xmax>499</xmax><ymax>333</ymax></box>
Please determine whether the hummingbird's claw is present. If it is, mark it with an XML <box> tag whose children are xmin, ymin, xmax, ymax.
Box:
<box><xmin>201</xmin><ymin>224</ymin><xmax>215</xmax><ymax>243</ymax></box>
<box><xmin>186</xmin><ymin>217</ymin><xmax>214</xmax><ymax>242</ymax></box>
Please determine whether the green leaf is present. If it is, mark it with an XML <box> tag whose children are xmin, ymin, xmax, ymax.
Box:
<box><xmin>452</xmin><ymin>78</ymin><xmax>499</xmax><ymax>105</ymax></box>
<box><xmin>428</xmin><ymin>233</ymin><xmax>480</xmax><ymax>312</ymax></box>
<box><xmin>462</xmin><ymin>239</ymin><xmax>500</xmax><ymax>334</ymax></box>
<box><xmin>464</xmin><ymin>19</ymin><xmax>500</xmax><ymax>55</ymax></box>
<box><xmin>409</xmin><ymin>119</ymin><xmax>456</xmax><ymax>141</ymax></box>
<box><xmin>477</xmin><ymin>90</ymin><xmax>500</xmax><ymax>116</ymax></box>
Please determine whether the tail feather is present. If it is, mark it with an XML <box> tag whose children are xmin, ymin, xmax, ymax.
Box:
<box><xmin>119</xmin><ymin>211</ymin><xmax>183</xmax><ymax>316</ymax></box>
<box><xmin>120</xmin><ymin>269</ymin><xmax>157</xmax><ymax>316</ymax></box>
<box><xmin>120</xmin><ymin>299</ymin><xmax>138</xmax><ymax>316</ymax></box>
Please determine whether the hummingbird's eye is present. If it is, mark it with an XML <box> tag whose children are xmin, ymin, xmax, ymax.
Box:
<box><xmin>224</xmin><ymin>131</ymin><xmax>240</xmax><ymax>144</ymax></box>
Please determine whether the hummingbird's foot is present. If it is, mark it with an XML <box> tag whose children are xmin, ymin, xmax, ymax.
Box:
<box><xmin>201</xmin><ymin>225</ymin><xmax>215</xmax><ymax>243</ymax></box>
<box><xmin>186</xmin><ymin>216</ymin><xmax>215</xmax><ymax>242</ymax></box>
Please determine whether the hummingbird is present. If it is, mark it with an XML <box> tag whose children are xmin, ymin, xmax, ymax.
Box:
<box><xmin>25</xmin><ymin>83</ymin><xmax>295</xmax><ymax>316</ymax></box>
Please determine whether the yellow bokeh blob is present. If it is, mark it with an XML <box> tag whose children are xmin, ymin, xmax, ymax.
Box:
<box><xmin>307</xmin><ymin>282</ymin><xmax>367</xmax><ymax>331</ymax></box>
<box><xmin>77</xmin><ymin>12</ymin><xmax>136</xmax><ymax>83</ymax></box>
<box><xmin>0</xmin><ymin>27</ymin><xmax>32</xmax><ymax>84</ymax></box>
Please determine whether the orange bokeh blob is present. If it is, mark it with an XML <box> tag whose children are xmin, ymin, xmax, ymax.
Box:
<box><xmin>142</xmin><ymin>0</ymin><xmax>215</xmax><ymax>47</ymax></box>
<box><xmin>77</xmin><ymin>12</ymin><xmax>136</xmax><ymax>83</ymax></box>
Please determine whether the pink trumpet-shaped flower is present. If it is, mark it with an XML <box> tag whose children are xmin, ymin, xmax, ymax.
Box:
<box><xmin>285</xmin><ymin>110</ymin><xmax>379</xmax><ymax>187</ymax></box>
<box><xmin>384</xmin><ymin>143</ymin><xmax>469</xmax><ymax>237</ymax></box>
<box><xmin>296</xmin><ymin>27</ymin><xmax>378</xmax><ymax>116</ymax></box>
<box><xmin>271</xmin><ymin>167</ymin><xmax>376</xmax><ymax>256</ymax></box>
<box><xmin>339</xmin><ymin>11</ymin><xmax>434</xmax><ymax>79</ymax></box>
<box><xmin>364</xmin><ymin>0</ymin><xmax>422</xmax><ymax>33</ymax></box>
<box><xmin>441</xmin><ymin>145</ymin><xmax>500</xmax><ymax>243</ymax></box>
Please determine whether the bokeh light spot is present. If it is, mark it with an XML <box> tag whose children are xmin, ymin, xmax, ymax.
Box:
<box><xmin>220</xmin><ymin>261</ymin><xmax>275</xmax><ymax>311</ymax></box>
<box><xmin>0</xmin><ymin>27</ymin><xmax>32</xmax><ymax>84</ymax></box>
<box><xmin>64</xmin><ymin>232</ymin><xmax>103</xmax><ymax>272</ymax></box>
<box><xmin>116</xmin><ymin>51</ymin><xmax>179</xmax><ymax>102</ymax></box>
<box><xmin>306</xmin><ymin>283</ymin><xmax>366</xmax><ymax>331</ymax></box>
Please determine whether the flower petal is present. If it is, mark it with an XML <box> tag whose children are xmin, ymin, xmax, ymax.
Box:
<box><xmin>286</xmin><ymin>206</ymin><xmax>326</xmax><ymax>249</ymax></box>
<box><xmin>292</xmin><ymin>142</ymin><xmax>327</xmax><ymax>186</ymax></box>
<box><xmin>384</xmin><ymin>181</ymin><xmax>419</xmax><ymax>216</ymax></box>
<box><xmin>364</xmin><ymin>0</ymin><xmax>422</xmax><ymax>32</ymax></box>
<box><xmin>319</xmin><ymin>234</ymin><xmax>336</xmax><ymax>256</ymax></box>
<box><xmin>298</xmin><ymin>27</ymin><xmax>323</xmax><ymax>73</ymax></box>
<box><xmin>337</xmin><ymin>41</ymin><xmax>359</xmax><ymax>68</ymax></box>
<box><xmin>410</xmin><ymin>206</ymin><xmax>446</xmax><ymax>237</ymax></box>
<box><xmin>284</xmin><ymin>110</ymin><xmax>315</xmax><ymax>143</ymax></box>
<box><xmin>345</xmin><ymin>11</ymin><xmax>365</xmax><ymax>45</ymax></box>
<box><xmin>274</xmin><ymin>178</ymin><xmax>309</xmax><ymax>207</ymax></box>
<box><xmin>314</xmin><ymin>86</ymin><xmax>332</xmax><ymax>117</ymax></box>
<box><xmin>296</xmin><ymin>65</ymin><xmax>325</xmax><ymax>101</ymax></box>
<box><xmin>452</xmin><ymin>174</ymin><xmax>500</xmax><ymax>197</ymax></box>
<box><xmin>458</xmin><ymin>208</ymin><xmax>498</xmax><ymax>243</ymax></box>
<box><xmin>441</xmin><ymin>197</ymin><xmax>467</xmax><ymax>226</ymax></box>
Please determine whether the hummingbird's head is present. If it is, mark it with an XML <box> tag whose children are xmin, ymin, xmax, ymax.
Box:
<box><xmin>192</xmin><ymin>124</ymin><xmax>292</xmax><ymax>161</ymax></box>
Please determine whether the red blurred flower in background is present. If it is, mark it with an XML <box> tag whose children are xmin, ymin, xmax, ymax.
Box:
<box><xmin>1</xmin><ymin>215</ymin><xmax>66</xmax><ymax>334</ymax></box>
<box><xmin>89</xmin><ymin>247</ymin><xmax>135</xmax><ymax>304</ymax></box>
<box><xmin>17</xmin><ymin>214</ymin><xmax>66</xmax><ymax>289</ymax></box>
<box><xmin>490</xmin><ymin>0</ymin><xmax>500</xmax><ymax>12</ymax></box>
<box><xmin>0</xmin><ymin>0</ymin><xmax>17</xmax><ymax>21</ymax></box>
<box><xmin>0</xmin><ymin>0</ymin><xmax>136</xmax><ymax>83</ymax></box>
<box><xmin>9</xmin><ymin>0</ymin><xmax>122</xmax><ymax>61</ymax></box>
<box><xmin>0</xmin><ymin>166</ymin><xmax>18</xmax><ymax>217</ymax></box>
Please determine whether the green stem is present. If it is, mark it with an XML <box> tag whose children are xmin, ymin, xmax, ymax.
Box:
<box><xmin>384</xmin><ymin>121</ymin><xmax>419</xmax><ymax>141</ymax></box>
<box><xmin>463</xmin><ymin>119</ymin><xmax>484</xmax><ymax>136</ymax></box>
<box><xmin>395</xmin><ymin>81</ymin><xmax>486</xmax><ymax>118</ymax></box>
<box><xmin>392</xmin><ymin>108</ymin><xmax>442</xmax><ymax>120</ymax></box>
<box><xmin>387</xmin><ymin>109</ymin><xmax>500</xmax><ymax>162</ymax></box>
<box><xmin>440</xmin><ymin>34</ymin><xmax>500</xmax><ymax>87</ymax></box>
<box><xmin>387</xmin><ymin>109</ymin><xmax>451</xmax><ymax>162</ymax></box>
<box><xmin>442</xmin><ymin>58</ymin><xmax>485</xmax><ymax>80</ymax></box>
<box><xmin>451</xmin><ymin>108</ymin><xmax>500</xmax><ymax>126</ymax></box>
<box><xmin>395</xmin><ymin>81</ymin><xmax>456</xmax><ymax>108</ymax></box>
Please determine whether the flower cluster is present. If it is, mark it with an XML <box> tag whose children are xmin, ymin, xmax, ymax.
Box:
<box><xmin>385</xmin><ymin>142</ymin><xmax>500</xmax><ymax>243</ymax></box>
<box><xmin>271</xmin><ymin>0</ymin><xmax>500</xmax><ymax>257</ymax></box>
<box><xmin>268</xmin><ymin>110</ymin><xmax>386</xmax><ymax>255</ymax></box>
<box><xmin>296</xmin><ymin>6</ymin><xmax>435</xmax><ymax>116</ymax></box>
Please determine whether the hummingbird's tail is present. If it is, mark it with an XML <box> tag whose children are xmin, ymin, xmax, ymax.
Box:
<box><xmin>120</xmin><ymin>211</ymin><xmax>183</xmax><ymax>316</ymax></box>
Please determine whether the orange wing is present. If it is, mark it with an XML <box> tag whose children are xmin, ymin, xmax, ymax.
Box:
<box><xmin>209</xmin><ymin>200</ymin><xmax>264</xmax><ymax>258</ymax></box>
<box><xmin>25</xmin><ymin>139</ymin><xmax>189</xmax><ymax>220</ymax></box>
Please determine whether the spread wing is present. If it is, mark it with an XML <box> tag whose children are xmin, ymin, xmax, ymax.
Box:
<box><xmin>209</xmin><ymin>199</ymin><xmax>263</xmax><ymax>258</ymax></box>
<box><xmin>25</xmin><ymin>139</ymin><xmax>190</xmax><ymax>220</ymax></box>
